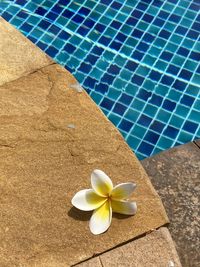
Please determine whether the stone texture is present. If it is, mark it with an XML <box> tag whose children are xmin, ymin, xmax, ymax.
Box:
<box><xmin>76</xmin><ymin>257</ymin><xmax>102</xmax><ymax>267</ymax></box>
<box><xmin>77</xmin><ymin>228</ymin><xmax>182</xmax><ymax>267</ymax></box>
<box><xmin>194</xmin><ymin>139</ymin><xmax>200</xmax><ymax>148</ymax></box>
<box><xmin>0</xmin><ymin>17</ymin><xmax>52</xmax><ymax>86</ymax></box>
<box><xmin>142</xmin><ymin>143</ymin><xmax>200</xmax><ymax>267</ymax></box>
<box><xmin>0</xmin><ymin>63</ymin><xmax>168</xmax><ymax>266</ymax></box>
<box><xmin>0</xmin><ymin>18</ymin><xmax>169</xmax><ymax>266</ymax></box>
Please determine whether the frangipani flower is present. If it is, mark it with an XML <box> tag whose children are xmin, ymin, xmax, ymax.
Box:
<box><xmin>71</xmin><ymin>169</ymin><xmax>137</xmax><ymax>235</ymax></box>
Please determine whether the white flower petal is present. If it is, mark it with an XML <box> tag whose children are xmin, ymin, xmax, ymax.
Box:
<box><xmin>91</xmin><ymin>169</ymin><xmax>113</xmax><ymax>197</ymax></box>
<box><xmin>71</xmin><ymin>189</ymin><xmax>106</xmax><ymax>211</ymax></box>
<box><xmin>89</xmin><ymin>200</ymin><xmax>112</xmax><ymax>235</ymax></box>
<box><xmin>111</xmin><ymin>182</ymin><xmax>136</xmax><ymax>200</ymax></box>
<box><xmin>111</xmin><ymin>199</ymin><xmax>137</xmax><ymax>215</ymax></box>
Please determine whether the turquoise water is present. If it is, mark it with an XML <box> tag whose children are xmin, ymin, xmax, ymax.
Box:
<box><xmin>0</xmin><ymin>0</ymin><xmax>199</xmax><ymax>159</ymax></box>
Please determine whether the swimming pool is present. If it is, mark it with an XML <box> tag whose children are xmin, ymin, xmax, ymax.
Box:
<box><xmin>0</xmin><ymin>0</ymin><xmax>199</xmax><ymax>159</ymax></box>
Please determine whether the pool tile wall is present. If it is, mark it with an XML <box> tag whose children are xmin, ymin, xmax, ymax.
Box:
<box><xmin>0</xmin><ymin>0</ymin><xmax>199</xmax><ymax>159</ymax></box>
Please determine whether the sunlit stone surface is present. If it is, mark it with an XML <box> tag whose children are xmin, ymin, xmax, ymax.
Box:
<box><xmin>0</xmin><ymin>18</ymin><xmax>169</xmax><ymax>266</ymax></box>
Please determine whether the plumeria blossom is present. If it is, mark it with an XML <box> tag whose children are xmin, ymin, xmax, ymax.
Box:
<box><xmin>71</xmin><ymin>169</ymin><xmax>137</xmax><ymax>235</ymax></box>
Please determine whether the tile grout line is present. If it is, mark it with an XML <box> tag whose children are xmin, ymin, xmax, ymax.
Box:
<box><xmin>72</xmin><ymin>223</ymin><xmax>169</xmax><ymax>266</ymax></box>
<box><xmin>1</xmin><ymin>8</ymin><xmax>200</xmax><ymax>88</ymax></box>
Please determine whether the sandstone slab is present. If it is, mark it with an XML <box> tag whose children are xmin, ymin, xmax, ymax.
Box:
<box><xmin>0</xmin><ymin>19</ymin><xmax>168</xmax><ymax>266</ymax></box>
<box><xmin>0</xmin><ymin>64</ymin><xmax>168</xmax><ymax>266</ymax></box>
<box><xmin>77</xmin><ymin>227</ymin><xmax>182</xmax><ymax>267</ymax></box>
<box><xmin>142</xmin><ymin>143</ymin><xmax>200</xmax><ymax>267</ymax></box>
<box><xmin>0</xmin><ymin>17</ymin><xmax>52</xmax><ymax>86</ymax></box>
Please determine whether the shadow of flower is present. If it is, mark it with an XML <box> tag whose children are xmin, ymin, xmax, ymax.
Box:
<box><xmin>113</xmin><ymin>213</ymin><xmax>130</xmax><ymax>220</ymax></box>
<box><xmin>68</xmin><ymin>207</ymin><xmax>91</xmax><ymax>221</ymax></box>
<box><xmin>68</xmin><ymin>206</ymin><xmax>132</xmax><ymax>222</ymax></box>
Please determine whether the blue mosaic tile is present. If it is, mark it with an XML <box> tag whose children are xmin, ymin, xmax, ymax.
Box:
<box><xmin>0</xmin><ymin>0</ymin><xmax>200</xmax><ymax>160</ymax></box>
<box><xmin>119</xmin><ymin>119</ymin><xmax>133</xmax><ymax>132</ymax></box>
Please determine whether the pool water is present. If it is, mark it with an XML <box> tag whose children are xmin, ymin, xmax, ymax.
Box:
<box><xmin>0</xmin><ymin>0</ymin><xmax>199</xmax><ymax>159</ymax></box>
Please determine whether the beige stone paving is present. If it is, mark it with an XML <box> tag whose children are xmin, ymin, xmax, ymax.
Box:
<box><xmin>77</xmin><ymin>227</ymin><xmax>182</xmax><ymax>267</ymax></box>
<box><xmin>0</xmin><ymin>17</ymin><xmax>170</xmax><ymax>266</ymax></box>
<box><xmin>0</xmin><ymin>63</ymin><xmax>168</xmax><ymax>266</ymax></box>
<box><xmin>0</xmin><ymin>17</ymin><xmax>52</xmax><ymax>86</ymax></box>
<box><xmin>142</xmin><ymin>142</ymin><xmax>200</xmax><ymax>267</ymax></box>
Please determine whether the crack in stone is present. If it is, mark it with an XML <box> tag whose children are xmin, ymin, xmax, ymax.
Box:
<box><xmin>99</xmin><ymin>256</ymin><xmax>104</xmax><ymax>267</ymax></box>
<box><xmin>40</xmin><ymin>68</ymin><xmax>55</xmax><ymax>100</ymax></box>
<box><xmin>0</xmin><ymin>62</ymin><xmax>56</xmax><ymax>88</ymax></box>
<box><xmin>193</xmin><ymin>141</ymin><xmax>200</xmax><ymax>150</ymax></box>
<box><xmin>0</xmin><ymin>143</ymin><xmax>15</xmax><ymax>148</ymax></box>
